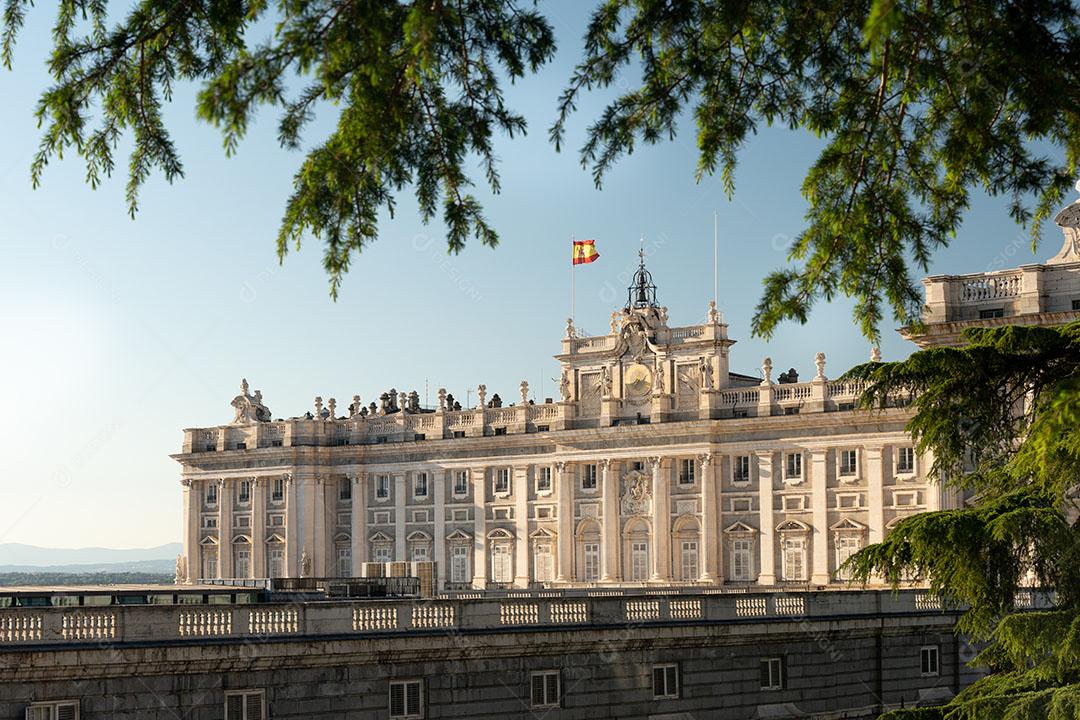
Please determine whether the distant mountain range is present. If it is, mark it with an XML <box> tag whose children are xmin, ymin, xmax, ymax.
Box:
<box><xmin>0</xmin><ymin>542</ymin><xmax>182</xmax><ymax>574</ymax></box>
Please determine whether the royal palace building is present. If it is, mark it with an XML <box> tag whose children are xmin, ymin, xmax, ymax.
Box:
<box><xmin>173</xmin><ymin>190</ymin><xmax>1080</xmax><ymax>594</ymax></box>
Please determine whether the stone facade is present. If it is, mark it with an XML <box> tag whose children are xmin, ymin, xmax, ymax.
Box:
<box><xmin>0</xmin><ymin>589</ymin><xmax>985</xmax><ymax>719</ymax></box>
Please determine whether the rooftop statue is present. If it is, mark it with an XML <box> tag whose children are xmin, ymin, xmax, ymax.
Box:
<box><xmin>230</xmin><ymin>378</ymin><xmax>271</xmax><ymax>424</ymax></box>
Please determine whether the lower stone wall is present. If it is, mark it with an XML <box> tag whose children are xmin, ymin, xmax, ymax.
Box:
<box><xmin>0</xmin><ymin>610</ymin><xmax>981</xmax><ymax>719</ymax></box>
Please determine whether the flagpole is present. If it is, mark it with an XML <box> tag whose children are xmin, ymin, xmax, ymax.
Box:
<box><xmin>713</xmin><ymin>210</ymin><xmax>718</xmax><ymax>309</ymax></box>
<box><xmin>570</xmin><ymin>234</ymin><xmax>575</xmax><ymax>333</ymax></box>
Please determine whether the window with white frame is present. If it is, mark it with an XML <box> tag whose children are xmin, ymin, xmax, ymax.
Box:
<box><xmin>491</xmin><ymin>542</ymin><xmax>513</xmax><ymax>583</ymax></box>
<box><xmin>782</xmin><ymin>537</ymin><xmax>807</xmax><ymax>581</ymax></box>
<box><xmin>272</xmin><ymin>476</ymin><xmax>284</xmax><ymax>502</ymax></box>
<box><xmin>450</xmin><ymin>545</ymin><xmax>470</xmax><ymax>583</ymax></box>
<box><xmin>339</xmin><ymin>476</ymin><xmax>351</xmax><ymax>501</ymax></box>
<box><xmin>679</xmin><ymin>458</ymin><xmax>695</xmax><ymax>485</ymax></box>
<box><xmin>536</xmin><ymin>466</ymin><xmax>552</xmax><ymax>493</ymax></box>
<box><xmin>731</xmin><ymin>538</ymin><xmax>753</xmax><ymax>581</ymax></box>
<box><xmin>630</xmin><ymin>541</ymin><xmax>649</xmax><ymax>582</ymax></box>
<box><xmin>834</xmin><ymin>535</ymin><xmax>860</xmax><ymax>581</ymax></box>
<box><xmin>373</xmin><ymin>544</ymin><xmax>393</xmax><ymax>563</ymax></box>
<box><xmin>530</xmin><ymin>670</ymin><xmax>560</xmax><ymax>708</ymax></box>
<box><xmin>733</xmin><ymin>455</ymin><xmax>751</xmax><ymax>484</ymax></box>
<box><xmin>494</xmin><ymin>468</ymin><xmax>511</xmax><ymax>495</ymax></box>
<box><xmin>206</xmin><ymin>483</ymin><xmax>218</xmax><ymax>506</ymax></box>
<box><xmin>897</xmin><ymin>446</ymin><xmax>916</xmax><ymax>474</ymax></box>
<box><xmin>453</xmin><ymin>470</ymin><xmax>469</xmax><ymax>496</ymax></box>
<box><xmin>25</xmin><ymin>700</ymin><xmax>79</xmax><ymax>720</ymax></box>
<box><xmin>224</xmin><ymin>690</ymin><xmax>265</xmax><ymax>720</ymax></box>
<box><xmin>785</xmin><ymin>452</ymin><xmax>802</xmax><ymax>480</ymax></box>
<box><xmin>582</xmin><ymin>463</ymin><xmax>597</xmax><ymax>490</ymax></box>
<box><xmin>337</xmin><ymin>545</ymin><xmax>352</xmax><ymax>577</ymax></box>
<box><xmin>652</xmin><ymin>664</ymin><xmax>679</xmax><ymax>700</ymax></box>
<box><xmin>760</xmin><ymin>657</ymin><xmax>783</xmax><ymax>690</ymax></box>
<box><xmin>921</xmin><ymin>646</ymin><xmax>939</xmax><ymax>676</ymax></box>
<box><xmin>268</xmin><ymin>546</ymin><xmax>284</xmax><ymax>578</ymax></box>
<box><xmin>389</xmin><ymin>679</ymin><xmax>423</xmax><ymax>719</ymax></box>
<box><xmin>583</xmin><ymin>542</ymin><xmax>600</xmax><ymax>582</ymax></box>
<box><xmin>839</xmin><ymin>449</ymin><xmax>858</xmax><ymax>477</ymax></box>
<box><xmin>238</xmin><ymin>480</ymin><xmax>251</xmax><ymax>504</ymax></box>
<box><xmin>680</xmin><ymin>541</ymin><xmax>699</xmax><ymax>580</ymax></box>
<box><xmin>534</xmin><ymin>543</ymin><xmax>554</xmax><ymax>583</ymax></box>
<box><xmin>376</xmin><ymin>475</ymin><xmax>390</xmax><ymax>499</ymax></box>
<box><xmin>234</xmin><ymin>545</ymin><xmax>252</xmax><ymax>578</ymax></box>
<box><xmin>202</xmin><ymin>516</ymin><xmax>217</xmax><ymax>529</ymax></box>
<box><xmin>414</xmin><ymin>472</ymin><xmax>428</xmax><ymax>498</ymax></box>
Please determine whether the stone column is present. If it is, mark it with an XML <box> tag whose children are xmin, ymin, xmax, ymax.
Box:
<box><xmin>252</xmin><ymin>476</ymin><xmax>267</xmax><ymax>579</ymax></box>
<box><xmin>395</xmin><ymin>473</ymin><xmax>407</xmax><ymax>561</ymax></box>
<box><xmin>810</xmin><ymin>450</ymin><xmax>830</xmax><ymax>585</ymax></box>
<box><xmin>301</xmin><ymin>474</ymin><xmax>317</xmax><ymax>576</ymax></box>
<box><xmin>513</xmin><ymin>466</ymin><xmax>530</xmax><ymax>587</ymax></box>
<box><xmin>351</xmin><ymin>472</ymin><xmax>367</xmax><ymax>575</ymax></box>
<box><xmin>600</xmin><ymin>459</ymin><xmax>619</xmax><ymax>582</ymax></box>
<box><xmin>182</xmin><ymin>479</ymin><xmax>199</xmax><ymax>583</ymax></box>
<box><xmin>471</xmin><ymin>467</ymin><xmax>487</xmax><ymax>589</ymax></box>
<box><xmin>555</xmin><ymin>462</ymin><xmax>573</xmax><ymax>582</ymax></box>
<box><xmin>756</xmin><ymin>452</ymin><xmax>776</xmax><ymax>585</ymax></box>
<box><xmin>217</xmin><ymin>479</ymin><xmax>232</xmax><ymax>579</ymax></box>
<box><xmin>650</xmin><ymin>457</ymin><xmax>671</xmax><ymax>581</ymax></box>
<box><xmin>699</xmin><ymin>453</ymin><xmax>718</xmax><ymax>582</ymax></box>
<box><xmin>922</xmin><ymin>448</ymin><xmax>941</xmax><ymax>512</ymax></box>
<box><xmin>314</xmin><ymin>476</ymin><xmax>329</xmax><ymax>576</ymax></box>
<box><xmin>866</xmin><ymin>446</ymin><xmax>885</xmax><ymax>544</ymax></box>
<box><xmin>284</xmin><ymin>474</ymin><xmax>298</xmax><ymax>577</ymax></box>
<box><xmin>433</xmin><ymin>470</ymin><xmax>446</xmax><ymax>590</ymax></box>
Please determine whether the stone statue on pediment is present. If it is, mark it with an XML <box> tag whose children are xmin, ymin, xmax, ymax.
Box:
<box><xmin>230</xmin><ymin>378</ymin><xmax>271</xmax><ymax>424</ymax></box>
<box><xmin>559</xmin><ymin>370</ymin><xmax>572</xmax><ymax>401</ymax></box>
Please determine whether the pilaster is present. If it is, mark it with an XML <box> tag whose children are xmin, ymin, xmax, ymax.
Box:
<box><xmin>181</xmin><ymin>479</ymin><xmax>198</xmax><ymax>584</ymax></box>
<box><xmin>866</xmin><ymin>446</ymin><xmax>885</xmax><ymax>544</ymax></box>
<box><xmin>513</xmin><ymin>466</ymin><xmax>530</xmax><ymax>587</ymax></box>
<box><xmin>433</xmin><ymin>470</ymin><xmax>446</xmax><ymax>590</ymax></box>
<box><xmin>699</xmin><ymin>453</ymin><xmax>718</xmax><ymax>582</ymax></box>
<box><xmin>395</xmin><ymin>473</ymin><xmax>407</xmax><ymax>561</ymax></box>
<box><xmin>217</xmin><ymin>479</ymin><xmax>232</xmax><ymax>579</ymax></box>
<box><xmin>284</xmin><ymin>474</ymin><xmax>298</xmax><ymax>577</ymax></box>
<box><xmin>471</xmin><ymin>467</ymin><xmax>488</xmax><ymax>589</ymax></box>
<box><xmin>251</xmin><ymin>477</ymin><xmax>266</xmax><ymax>579</ymax></box>
<box><xmin>649</xmin><ymin>456</ymin><xmax>671</xmax><ymax>582</ymax></box>
<box><xmin>600</xmin><ymin>459</ymin><xmax>619</xmax><ymax>582</ymax></box>
<box><xmin>555</xmin><ymin>462</ymin><xmax>573</xmax><ymax>582</ymax></box>
<box><xmin>756</xmin><ymin>452</ymin><xmax>776</xmax><ymax>585</ymax></box>
<box><xmin>301</xmin><ymin>473</ymin><xmax>317</xmax><ymax>576</ymax></box>
<box><xmin>351</xmin><ymin>472</ymin><xmax>367</xmax><ymax>575</ymax></box>
<box><xmin>810</xmin><ymin>450</ymin><xmax>830</xmax><ymax>585</ymax></box>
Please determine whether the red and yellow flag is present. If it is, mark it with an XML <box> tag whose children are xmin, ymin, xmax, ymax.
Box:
<box><xmin>572</xmin><ymin>239</ymin><xmax>600</xmax><ymax>265</ymax></box>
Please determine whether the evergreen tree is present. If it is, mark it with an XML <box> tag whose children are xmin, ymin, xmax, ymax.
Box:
<box><xmin>844</xmin><ymin>322</ymin><xmax>1080</xmax><ymax>719</ymax></box>
<box><xmin>3</xmin><ymin>1</ymin><xmax>1079</xmax><ymax>340</ymax></box>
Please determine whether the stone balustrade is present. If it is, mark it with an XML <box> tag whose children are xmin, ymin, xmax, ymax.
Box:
<box><xmin>0</xmin><ymin>588</ymin><xmax>1043</xmax><ymax>648</ymax></box>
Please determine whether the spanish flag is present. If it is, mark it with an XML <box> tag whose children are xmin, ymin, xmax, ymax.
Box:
<box><xmin>572</xmin><ymin>239</ymin><xmax>600</xmax><ymax>265</ymax></box>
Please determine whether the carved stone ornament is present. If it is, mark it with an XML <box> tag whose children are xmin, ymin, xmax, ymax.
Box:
<box><xmin>620</xmin><ymin>469</ymin><xmax>652</xmax><ymax>516</ymax></box>
<box><xmin>300</xmin><ymin>548</ymin><xmax>312</xmax><ymax>578</ymax></box>
<box><xmin>623</xmin><ymin>363</ymin><xmax>653</xmax><ymax>399</ymax></box>
<box><xmin>559</xmin><ymin>370</ymin><xmax>572</xmax><ymax>402</ymax></box>
<box><xmin>1048</xmin><ymin>179</ymin><xmax>1080</xmax><ymax>264</ymax></box>
<box><xmin>230</xmin><ymin>378</ymin><xmax>271</xmax><ymax>424</ymax></box>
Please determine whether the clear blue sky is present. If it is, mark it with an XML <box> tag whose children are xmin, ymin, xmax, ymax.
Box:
<box><xmin>0</xmin><ymin>2</ymin><xmax>1068</xmax><ymax>550</ymax></box>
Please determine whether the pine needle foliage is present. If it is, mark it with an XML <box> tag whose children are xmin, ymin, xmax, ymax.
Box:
<box><xmin>4</xmin><ymin>1</ymin><xmax>1080</xmax><ymax>326</ymax></box>
<box><xmin>843</xmin><ymin>322</ymin><xmax>1080</xmax><ymax>719</ymax></box>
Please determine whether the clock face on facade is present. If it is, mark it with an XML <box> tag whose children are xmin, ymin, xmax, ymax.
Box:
<box><xmin>624</xmin><ymin>363</ymin><xmax>653</xmax><ymax>399</ymax></box>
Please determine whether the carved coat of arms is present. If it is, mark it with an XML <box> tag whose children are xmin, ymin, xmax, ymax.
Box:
<box><xmin>621</xmin><ymin>469</ymin><xmax>652</xmax><ymax>516</ymax></box>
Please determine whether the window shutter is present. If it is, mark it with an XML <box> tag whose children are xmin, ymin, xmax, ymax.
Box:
<box><xmin>26</xmin><ymin>707</ymin><xmax>50</xmax><ymax>720</ymax></box>
<box><xmin>406</xmin><ymin>681</ymin><xmax>421</xmax><ymax>715</ymax></box>
<box><xmin>546</xmin><ymin>673</ymin><xmax>559</xmax><ymax>705</ymax></box>
<box><xmin>225</xmin><ymin>694</ymin><xmax>243</xmax><ymax>720</ymax></box>
<box><xmin>530</xmin><ymin>674</ymin><xmax>545</xmax><ymax>706</ymax></box>
<box><xmin>56</xmin><ymin>704</ymin><xmax>78</xmax><ymax>720</ymax></box>
<box><xmin>653</xmin><ymin>666</ymin><xmax>664</xmax><ymax>696</ymax></box>
<box><xmin>245</xmin><ymin>693</ymin><xmax>264</xmax><ymax>720</ymax></box>
<box><xmin>389</xmin><ymin>684</ymin><xmax>405</xmax><ymax>717</ymax></box>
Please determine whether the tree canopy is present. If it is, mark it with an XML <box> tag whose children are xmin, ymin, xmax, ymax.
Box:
<box><xmin>845</xmin><ymin>323</ymin><xmax>1080</xmax><ymax>719</ymax></box>
<box><xmin>2</xmin><ymin>0</ymin><xmax>1079</xmax><ymax>336</ymax></box>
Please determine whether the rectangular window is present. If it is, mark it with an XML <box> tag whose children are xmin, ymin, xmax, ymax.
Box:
<box><xmin>451</xmin><ymin>545</ymin><xmax>470</xmax><ymax>583</ymax></box>
<box><xmin>652</xmin><ymin>664</ymin><xmax>679</xmax><ymax>700</ymax></box>
<box><xmin>376</xmin><ymin>475</ymin><xmax>390</xmax><ymax>499</ymax></box>
<box><xmin>732</xmin><ymin>539</ymin><xmax>752</xmax><ymax>581</ymax></box>
<box><xmin>837</xmin><ymin>493</ymin><xmax>860</xmax><ymax>509</ymax></box>
<box><xmin>782</xmin><ymin>538</ymin><xmax>806</xmax><ymax>581</ymax></box>
<box><xmin>374</xmin><ymin>545</ymin><xmax>392</xmax><ymax>563</ymax></box>
<box><xmin>492</xmin><ymin>544</ymin><xmax>513</xmax><ymax>583</ymax></box>
<box><xmin>272</xmin><ymin>477</ymin><xmax>284</xmax><ymax>502</ymax></box>
<box><xmin>835</xmin><ymin>535</ymin><xmax>860</xmax><ymax>581</ymax></box>
<box><xmin>453</xmin><ymin>470</ymin><xmax>469</xmax><ymax>496</ymax></box>
<box><xmin>238</xmin><ymin>480</ymin><xmax>250</xmax><ymax>504</ymax></box>
<box><xmin>730</xmin><ymin>497</ymin><xmax>752</xmax><ymax>513</ymax></box>
<box><xmin>979</xmin><ymin>307</ymin><xmax>1004</xmax><ymax>319</ymax></box>
<box><xmin>206</xmin><ymin>483</ymin><xmax>218</xmax><ymax>506</ymax></box>
<box><xmin>760</xmin><ymin>657</ymin><xmax>783</xmax><ymax>690</ymax></box>
<box><xmin>269</xmin><ymin>548</ymin><xmax>284</xmax><ymax>578</ymax></box>
<box><xmin>411</xmin><ymin>510</ymin><xmax>429</xmax><ymax>523</ymax></box>
<box><xmin>494</xmin><ymin>468</ymin><xmax>511</xmax><ymax>494</ymax></box>
<box><xmin>236</xmin><ymin>515</ymin><xmax>251</xmax><ymax>528</ymax></box>
<box><xmin>839</xmin><ymin>449</ymin><xmax>858</xmax><ymax>476</ymax></box>
<box><xmin>537</xmin><ymin>467</ymin><xmax>552</xmax><ymax>493</ymax></box>
<box><xmin>224</xmin><ymin>690</ymin><xmax>265</xmax><ymax>720</ymax></box>
<box><xmin>785</xmin><ymin>453</ymin><xmax>802</xmax><ymax>479</ymax></box>
<box><xmin>410</xmin><ymin>544</ymin><xmax>429</xmax><ymax>562</ymax></box>
<box><xmin>583</xmin><ymin>543</ymin><xmax>600</xmax><ymax>582</ymax></box>
<box><xmin>451</xmin><ymin>508</ymin><xmax>470</xmax><ymax>522</ymax></box>
<box><xmin>897</xmin><ymin>447</ymin><xmax>915</xmax><ymax>474</ymax></box>
<box><xmin>782</xmin><ymin>495</ymin><xmax>805</xmax><ymax>511</ymax></box>
<box><xmin>269</xmin><ymin>514</ymin><xmax>284</xmax><ymax>526</ymax></box>
<box><xmin>389</xmin><ymin>679</ymin><xmax>423</xmax><ymax>719</ymax></box>
<box><xmin>534</xmin><ymin>544</ymin><xmax>554</xmax><ymax>583</ymax></box>
<box><xmin>921</xmin><ymin>646</ymin><xmax>939</xmax><ymax>676</ymax></box>
<box><xmin>631</xmin><ymin>542</ymin><xmax>649</xmax><ymax>582</ymax></box>
<box><xmin>414</xmin><ymin>472</ymin><xmax>428</xmax><ymax>498</ymax></box>
<box><xmin>25</xmin><ymin>701</ymin><xmax>80</xmax><ymax>720</ymax></box>
<box><xmin>235</xmin><ymin>442</ymin><xmax>247</xmax><ymax>450</ymax></box>
<box><xmin>679</xmin><ymin>458</ymin><xmax>695</xmax><ymax>485</ymax></box>
<box><xmin>338</xmin><ymin>547</ymin><xmax>352</xmax><ymax>577</ymax></box>
<box><xmin>202</xmin><ymin>516</ymin><xmax>217</xmax><ymax>529</ymax></box>
<box><xmin>733</xmin><ymin>455</ymin><xmax>751</xmax><ymax>484</ymax></box>
<box><xmin>374</xmin><ymin>511</ymin><xmax>391</xmax><ymax>525</ymax></box>
<box><xmin>582</xmin><ymin>464</ymin><xmax>597</xmax><ymax>490</ymax></box>
<box><xmin>680</xmin><ymin>541</ymin><xmax>699</xmax><ymax>580</ymax></box>
<box><xmin>530</xmin><ymin>670</ymin><xmax>560</xmax><ymax>708</ymax></box>
<box><xmin>339</xmin><ymin>476</ymin><xmax>352</xmax><ymax>501</ymax></box>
